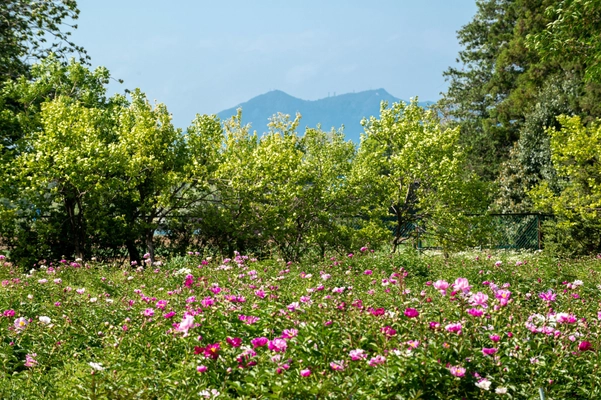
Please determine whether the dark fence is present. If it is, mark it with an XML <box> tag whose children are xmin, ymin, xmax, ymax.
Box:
<box><xmin>395</xmin><ymin>213</ymin><xmax>551</xmax><ymax>250</ymax></box>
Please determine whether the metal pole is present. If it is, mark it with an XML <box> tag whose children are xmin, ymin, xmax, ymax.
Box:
<box><xmin>539</xmin><ymin>387</ymin><xmax>546</xmax><ymax>400</ymax></box>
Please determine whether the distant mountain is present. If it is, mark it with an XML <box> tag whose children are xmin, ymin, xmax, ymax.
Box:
<box><xmin>217</xmin><ymin>89</ymin><xmax>433</xmax><ymax>143</ymax></box>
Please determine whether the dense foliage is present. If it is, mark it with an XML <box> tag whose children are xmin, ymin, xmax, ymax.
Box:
<box><xmin>437</xmin><ymin>0</ymin><xmax>601</xmax><ymax>254</ymax></box>
<box><xmin>1</xmin><ymin>250</ymin><xmax>600</xmax><ymax>398</ymax></box>
<box><xmin>0</xmin><ymin>56</ymin><xmax>488</xmax><ymax>265</ymax></box>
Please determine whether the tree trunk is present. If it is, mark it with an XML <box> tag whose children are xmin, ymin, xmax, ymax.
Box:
<box><xmin>126</xmin><ymin>238</ymin><xmax>140</xmax><ymax>266</ymax></box>
<box><xmin>145</xmin><ymin>228</ymin><xmax>156</xmax><ymax>265</ymax></box>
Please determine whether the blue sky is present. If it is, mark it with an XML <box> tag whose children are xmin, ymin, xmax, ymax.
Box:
<box><xmin>72</xmin><ymin>0</ymin><xmax>478</xmax><ymax>129</ymax></box>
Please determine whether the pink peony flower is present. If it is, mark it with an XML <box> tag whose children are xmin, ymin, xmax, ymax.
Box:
<box><xmin>226</xmin><ymin>337</ymin><xmax>242</xmax><ymax>347</ymax></box>
<box><xmin>467</xmin><ymin>308</ymin><xmax>484</xmax><ymax>317</ymax></box>
<box><xmin>196</xmin><ymin>365</ymin><xmax>208</xmax><ymax>373</ymax></box>
<box><xmin>469</xmin><ymin>292</ymin><xmax>489</xmax><ymax>308</ymax></box>
<box><xmin>143</xmin><ymin>308</ymin><xmax>154</xmax><ymax>317</ymax></box>
<box><xmin>14</xmin><ymin>317</ymin><xmax>28</xmax><ymax>330</ymax></box>
<box><xmin>268</xmin><ymin>338</ymin><xmax>287</xmax><ymax>353</ymax></box>
<box><xmin>196</xmin><ymin>343</ymin><xmax>220</xmax><ymax>359</ymax></box>
<box><xmin>454</xmin><ymin>278</ymin><xmax>471</xmax><ymax>293</ymax></box>
<box><xmin>578</xmin><ymin>341</ymin><xmax>593</xmax><ymax>352</ymax></box>
<box><xmin>539</xmin><ymin>290</ymin><xmax>557</xmax><ymax>303</ymax></box>
<box><xmin>429</xmin><ymin>321</ymin><xmax>440</xmax><ymax>330</ymax></box>
<box><xmin>495</xmin><ymin>290</ymin><xmax>511</xmax><ymax>306</ymax></box>
<box><xmin>251</xmin><ymin>337</ymin><xmax>269</xmax><ymax>348</ymax></box>
<box><xmin>368</xmin><ymin>355</ymin><xmax>386</xmax><ymax>367</ymax></box>
<box><xmin>330</xmin><ymin>360</ymin><xmax>346</xmax><ymax>371</ymax></box>
<box><xmin>349</xmin><ymin>349</ymin><xmax>367</xmax><ymax>361</ymax></box>
<box><xmin>445</xmin><ymin>322</ymin><xmax>462</xmax><ymax>335</ymax></box>
<box><xmin>556</xmin><ymin>312</ymin><xmax>577</xmax><ymax>324</ymax></box>
<box><xmin>433</xmin><ymin>280</ymin><xmax>449</xmax><ymax>295</ymax></box>
<box><xmin>381</xmin><ymin>325</ymin><xmax>397</xmax><ymax>337</ymax></box>
<box><xmin>281</xmin><ymin>328</ymin><xmax>298</xmax><ymax>339</ymax></box>
<box><xmin>404</xmin><ymin>308</ymin><xmax>419</xmax><ymax>318</ymax></box>
<box><xmin>449</xmin><ymin>365</ymin><xmax>466</xmax><ymax>377</ymax></box>
<box><xmin>24</xmin><ymin>353</ymin><xmax>38</xmax><ymax>367</ymax></box>
<box><xmin>176</xmin><ymin>314</ymin><xmax>195</xmax><ymax>336</ymax></box>
<box><xmin>489</xmin><ymin>334</ymin><xmax>501</xmax><ymax>342</ymax></box>
<box><xmin>482</xmin><ymin>347</ymin><xmax>498</xmax><ymax>356</ymax></box>
<box><xmin>300</xmin><ymin>368</ymin><xmax>311</xmax><ymax>377</ymax></box>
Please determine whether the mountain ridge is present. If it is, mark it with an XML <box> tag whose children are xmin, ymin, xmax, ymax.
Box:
<box><xmin>217</xmin><ymin>89</ymin><xmax>433</xmax><ymax>142</ymax></box>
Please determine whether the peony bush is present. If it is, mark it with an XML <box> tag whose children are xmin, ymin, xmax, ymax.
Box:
<box><xmin>1</xmin><ymin>250</ymin><xmax>600</xmax><ymax>399</ymax></box>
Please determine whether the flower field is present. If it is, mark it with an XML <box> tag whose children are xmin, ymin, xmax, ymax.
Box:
<box><xmin>1</xmin><ymin>250</ymin><xmax>601</xmax><ymax>399</ymax></box>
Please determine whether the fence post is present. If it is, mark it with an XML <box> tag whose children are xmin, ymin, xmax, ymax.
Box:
<box><xmin>537</xmin><ymin>214</ymin><xmax>542</xmax><ymax>250</ymax></box>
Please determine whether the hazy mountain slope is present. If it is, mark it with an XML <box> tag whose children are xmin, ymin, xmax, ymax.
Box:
<box><xmin>217</xmin><ymin>89</ymin><xmax>432</xmax><ymax>143</ymax></box>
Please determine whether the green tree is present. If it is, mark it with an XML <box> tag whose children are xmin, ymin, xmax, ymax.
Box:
<box><xmin>530</xmin><ymin>0</ymin><xmax>601</xmax><ymax>84</ymax></box>
<box><xmin>0</xmin><ymin>0</ymin><xmax>87</xmax><ymax>81</ymax></box>
<box><xmin>109</xmin><ymin>90</ymin><xmax>222</xmax><ymax>263</ymax></box>
<box><xmin>1</xmin><ymin>59</ymin><xmax>115</xmax><ymax>265</ymax></box>
<box><xmin>355</xmin><ymin>99</ymin><xmax>488</xmax><ymax>253</ymax></box>
<box><xmin>530</xmin><ymin>115</ymin><xmax>601</xmax><ymax>253</ymax></box>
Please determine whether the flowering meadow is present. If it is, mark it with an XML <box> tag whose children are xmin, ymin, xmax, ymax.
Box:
<box><xmin>1</xmin><ymin>250</ymin><xmax>601</xmax><ymax>399</ymax></box>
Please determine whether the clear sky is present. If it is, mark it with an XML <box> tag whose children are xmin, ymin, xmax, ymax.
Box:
<box><xmin>71</xmin><ymin>0</ymin><xmax>478</xmax><ymax>129</ymax></box>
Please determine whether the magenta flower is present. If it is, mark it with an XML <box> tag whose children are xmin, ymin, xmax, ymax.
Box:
<box><xmin>281</xmin><ymin>328</ymin><xmax>298</xmax><ymax>339</ymax></box>
<box><xmin>300</xmin><ymin>368</ymin><xmax>311</xmax><ymax>377</ymax></box>
<box><xmin>196</xmin><ymin>365</ymin><xmax>208</xmax><ymax>373</ymax></box>
<box><xmin>429</xmin><ymin>321</ymin><xmax>440</xmax><ymax>330</ymax></box>
<box><xmin>254</xmin><ymin>289</ymin><xmax>266</xmax><ymax>299</ymax></box>
<box><xmin>364</xmin><ymin>269</ymin><xmax>373</xmax><ymax>275</ymax></box>
<box><xmin>368</xmin><ymin>355</ymin><xmax>386</xmax><ymax>367</ymax></box>
<box><xmin>201</xmin><ymin>297</ymin><xmax>215</xmax><ymax>308</ymax></box>
<box><xmin>407</xmin><ymin>340</ymin><xmax>420</xmax><ymax>349</ymax></box>
<box><xmin>454</xmin><ymin>277</ymin><xmax>471</xmax><ymax>293</ymax></box>
<box><xmin>3</xmin><ymin>309</ymin><xmax>15</xmax><ymax>317</ymax></box>
<box><xmin>381</xmin><ymin>325</ymin><xmax>397</xmax><ymax>337</ymax></box>
<box><xmin>467</xmin><ymin>308</ymin><xmax>484</xmax><ymax>317</ymax></box>
<box><xmin>184</xmin><ymin>274</ymin><xmax>194</xmax><ymax>288</ymax></box>
<box><xmin>578</xmin><ymin>341</ymin><xmax>593</xmax><ymax>352</ymax></box>
<box><xmin>556</xmin><ymin>312</ymin><xmax>577</xmax><ymax>324</ymax></box>
<box><xmin>495</xmin><ymin>290</ymin><xmax>511</xmax><ymax>306</ymax></box>
<box><xmin>176</xmin><ymin>314</ymin><xmax>195</xmax><ymax>336</ymax></box>
<box><xmin>404</xmin><ymin>308</ymin><xmax>419</xmax><ymax>318</ymax></box>
<box><xmin>238</xmin><ymin>314</ymin><xmax>260</xmax><ymax>324</ymax></box>
<box><xmin>330</xmin><ymin>360</ymin><xmax>346</xmax><ymax>371</ymax></box>
<box><xmin>370</xmin><ymin>307</ymin><xmax>385</xmax><ymax>316</ymax></box>
<box><xmin>268</xmin><ymin>338</ymin><xmax>287</xmax><ymax>353</ymax></box>
<box><xmin>433</xmin><ymin>280</ymin><xmax>450</xmax><ymax>295</ymax></box>
<box><xmin>445</xmin><ymin>322</ymin><xmax>462</xmax><ymax>335</ymax></box>
<box><xmin>226</xmin><ymin>337</ymin><xmax>242</xmax><ymax>347</ymax></box>
<box><xmin>201</xmin><ymin>343</ymin><xmax>221</xmax><ymax>359</ymax></box>
<box><xmin>349</xmin><ymin>349</ymin><xmax>367</xmax><ymax>361</ymax></box>
<box><xmin>251</xmin><ymin>337</ymin><xmax>269</xmax><ymax>348</ymax></box>
<box><xmin>489</xmin><ymin>334</ymin><xmax>501</xmax><ymax>342</ymax></box>
<box><xmin>449</xmin><ymin>365</ymin><xmax>466</xmax><ymax>377</ymax></box>
<box><xmin>482</xmin><ymin>347</ymin><xmax>498</xmax><ymax>356</ymax></box>
<box><xmin>469</xmin><ymin>292</ymin><xmax>489</xmax><ymax>308</ymax></box>
<box><xmin>539</xmin><ymin>290</ymin><xmax>557</xmax><ymax>303</ymax></box>
<box><xmin>143</xmin><ymin>308</ymin><xmax>155</xmax><ymax>317</ymax></box>
<box><xmin>24</xmin><ymin>353</ymin><xmax>38</xmax><ymax>367</ymax></box>
<box><xmin>155</xmin><ymin>300</ymin><xmax>168</xmax><ymax>309</ymax></box>
<box><xmin>163</xmin><ymin>311</ymin><xmax>176</xmax><ymax>319</ymax></box>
